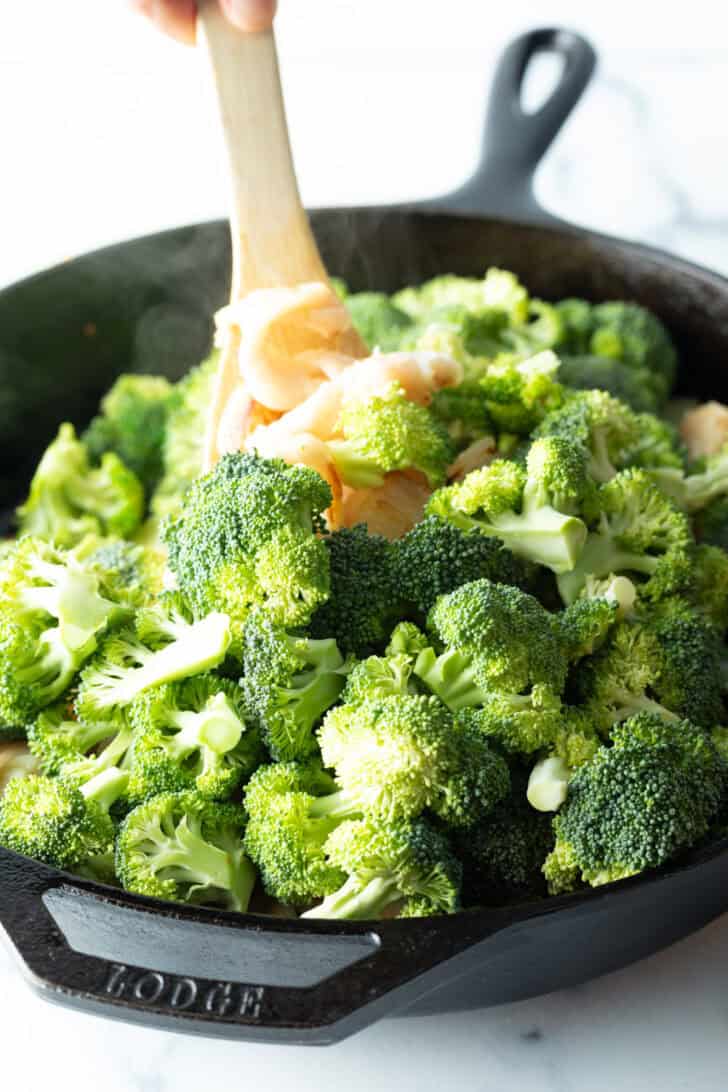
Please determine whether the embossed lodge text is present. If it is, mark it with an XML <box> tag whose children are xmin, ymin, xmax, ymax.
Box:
<box><xmin>103</xmin><ymin>964</ymin><xmax>265</xmax><ymax>1020</ymax></box>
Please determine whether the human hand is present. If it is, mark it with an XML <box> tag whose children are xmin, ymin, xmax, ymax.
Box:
<box><xmin>129</xmin><ymin>0</ymin><xmax>277</xmax><ymax>45</ymax></box>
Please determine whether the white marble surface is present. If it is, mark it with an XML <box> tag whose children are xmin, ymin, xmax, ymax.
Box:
<box><xmin>3</xmin><ymin>2</ymin><xmax>728</xmax><ymax>1088</ymax></box>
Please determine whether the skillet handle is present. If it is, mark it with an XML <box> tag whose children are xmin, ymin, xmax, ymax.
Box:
<box><xmin>433</xmin><ymin>28</ymin><xmax>596</xmax><ymax>224</ymax></box>
<box><xmin>0</xmin><ymin>846</ymin><xmax>509</xmax><ymax>1044</ymax></box>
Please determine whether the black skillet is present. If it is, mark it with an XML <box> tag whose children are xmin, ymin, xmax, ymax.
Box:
<box><xmin>1</xmin><ymin>28</ymin><xmax>728</xmax><ymax>1045</ymax></box>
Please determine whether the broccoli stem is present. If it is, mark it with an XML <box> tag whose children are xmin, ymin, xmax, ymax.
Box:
<box><xmin>413</xmin><ymin>647</ymin><xmax>487</xmax><ymax>711</ymax></box>
<box><xmin>171</xmin><ymin>697</ymin><xmax>243</xmax><ymax>756</ymax></box>
<box><xmin>557</xmin><ymin>537</ymin><xmax>660</xmax><ymax>604</ymax></box>
<box><xmin>447</xmin><ymin>507</ymin><xmax>587</xmax><ymax>575</ymax></box>
<box><xmin>142</xmin><ymin>815</ymin><xmax>248</xmax><ymax>902</ymax></box>
<box><xmin>79</xmin><ymin>767</ymin><xmax>129</xmax><ymax>811</ymax></box>
<box><xmin>301</xmin><ymin>874</ymin><xmax>401</xmax><ymax>920</ymax></box>
<box><xmin>307</xmin><ymin>789</ymin><xmax>362</xmax><ymax>821</ymax></box>
<box><xmin>604</xmin><ymin>688</ymin><xmax>678</xmax><ymax>725</ymax></box>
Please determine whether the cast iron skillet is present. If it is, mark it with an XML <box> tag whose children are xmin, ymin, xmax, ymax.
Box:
<box><xmin>1</xmin><ymin>29</ymin><xmax>728</xmax><ymax>1045</ymax></box>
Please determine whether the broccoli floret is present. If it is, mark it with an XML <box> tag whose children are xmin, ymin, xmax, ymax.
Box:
<box><xmin>301</xmin><ymin>815</ymin><xmax>462</xmax><ymax>920</ymax></box>
<box><xmin>87</xmin><ymin>539</ymin><xmax>166</xmax><ymax>610</ymax></box>
<box><xmin>391</xmin><ymin>515</ymin><xmax>534</xmax><ymax>619</ymax></box>
<box><xmin>429</xmin><ymin>383</ymin><xmax>492</xmax><ymax>449</ymax></box>
<box><xmin>427</xmin><ymin>441</ymin><xmax>588</xmax><ymax>575</ymax></box>
<box><xmin>83</xmin><ymin>374</ymin><xmax>173</xmax><ymax>495</ymax></box>
<box><xmin>163</xmin><ymin>452</ymin><xmax>331</xmax><ymax>634</ymax></box>
<box><xmin>17</xmin><ymin>424</ymin><xmax>144</xmax><ymax>547</ymax></box>
<box><xmin>681</xmin><ymin>443</ymin><xmax>728</xmax><ymax>512</ymax></box>
<box><xmin>687</xmin><ymin>544</ymin><xmax>728</xmax><ymax>632</ymax></box>
<box><xmin>344</xmin><ymin>292</ymin><xmax>413</xmax><ymax>350</ymax></box>
<box><xmin>317</xmin><ymin>694</ymin><xmax>510</xmax><ymax>828</ymax></box>
<box><xmin>556</xmin><ymin>469</ymin><xmax>693</xmax><ymax>605</ymax></box>
<box><xmin>341</xmin><ymin>652</ymin><xmax>418</xmax><ymax>704</ymax></box>
<box><xmin>543</xmin><ymin>713</ymin><xmax>726</xmax><ymax>893</ymax></box>
<box><xmin>555</xmin><ymin>596</ymin><xmax>618</xmax><ymax>662</ymax></box>
<box><xmin>27</xmin><ymin>701</ymin><xmax>114</xmax><ymax>775</ymax></box>
<box><xmin>456</xmin><ymin>688</ymin><xmax>565</xmax><ymax>756</ymax></box>
<box><xmin>0</xmin><ymin>766</ymin><xmax>128</xmax><ymax>870</ymax></box>
<box><xmin>128</xmin><ymin>675</ymin><xmax>262</xmax><ymax>803</ymax></box>
<box><xmin>151</xmin><ymin>354</ymin><xmax>218</xmax><ymax>521</ymax></box>
<box><xmin>558</xmin><ymin>354</ymin><xmax>661</xmax><ymax>414</ymax></box>
<box><xmin>115</xmin><ymin>791</ymin><xmax>255</xmax><ymax>911</ymax></box>
<box><xmin>422</xmin><ymin>579</ymin><xmax>568</xmax><ymax>697</ymax></box>
<box><xmin>308</xmin><ymin>525</ymin><xmax>398</xmax><ymax>656</ymax></box>
<box><xmin>328</xmin><ymin>383</ymin><xmax>453</xmax><ymax>489</ymax></box>
<box><xmin>695</xmin><ymin>495</ymin><xmax>728</xmax><ymax>552</ymax></box>
<box><xmin>0</xmin><ymin>537</ymin><xmax>120</xmax><ymax>725</ymax></box>
<box><xmin>243</xmin><ymin>760</ymin><xmax>348</xmax><ymax>905</ymax></box>
<box><xmin>454</xmin><ymin>769</ymin><xmax>554</xmax><ymax>906</ymax></box>
<box><xmin>242</xmin><ymin>613</ymin><xmax>348</xmax><ymax>761</ymax></box>
<box><xmin>478</xmin><ymin>350</ymin><xmax>564</xmax><ymax>435</ymax></box>
<box><xmin>393</xmin><ymin>269</ymin><xmax>530</xmax><ymax>327</ymax></box>
<box><xmin>535</xmin><ymin>389</ymin><xmax>641</xmax><ymax>483</ymax></box>
<box><xmin>573</xmin><ymin>607</ymin><xmax>723</xmax><ymax>730</ymax></box>
<box><xmin>75</xmin><ymin>596</ymin><xmax>231</xmax><ymax>724</ymax></box>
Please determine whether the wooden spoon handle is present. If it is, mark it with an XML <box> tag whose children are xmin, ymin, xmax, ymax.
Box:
<box><xmin>197</xmin><ymin>3</ymin><xmax>329</xmax><ymax>298</ymax></box>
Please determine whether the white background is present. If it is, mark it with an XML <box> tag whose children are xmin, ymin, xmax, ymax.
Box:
<box><xmin>3</xmin><ymin>3</ymin><xmax>728</xmax><ymax>1090</ymax></box>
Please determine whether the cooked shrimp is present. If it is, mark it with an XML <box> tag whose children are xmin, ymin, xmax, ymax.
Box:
<box><xmin>448</xmin><ymin>435</ymin><xmax>498</xmax><ymax>480</ymax></box>
<box><xmin>338</xmin><ymin>471</ymin><xmax>432</xmax><ymax>541</ymax></box>
<box><xmin>680</xmin><ymin>401</ymin><xmax>728</xmax><ymax>459</ymax></box>
<box><xmin>344</xmin><ymin>351</ymin><xmax>463</xmax><ymax>407</ymax></box>
<box><xmin>215</xmin><ymin>283</ymin><xmax>364</xmax><ymax>412</ymax></box>
<box><xmin>216</xmin><ymin>384</ymin><xmax>278</xmax><ymax>458</ymax></box>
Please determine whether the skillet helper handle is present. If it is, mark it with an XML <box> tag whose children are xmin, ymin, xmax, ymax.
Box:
<box><xmin>438</xmin><ymin>28</ymin><xmax>596</xmax><ymax>224</ymax></box>
<box><xmin>0</xmin><ymin>846</ymin><xmax>508</xmax><ymax>1044</ymax></box>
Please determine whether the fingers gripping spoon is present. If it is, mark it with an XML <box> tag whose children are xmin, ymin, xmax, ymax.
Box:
<box><xmin>197</xmin><ymin>3</ymin><xmax>367</xmax><ymax>469</ymax></box>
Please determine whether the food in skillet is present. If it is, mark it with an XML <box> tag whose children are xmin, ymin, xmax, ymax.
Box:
<box><xmin>1</xmin><ymin>267</ymin><xmax>728</xmax><ymax>921</ymax></box>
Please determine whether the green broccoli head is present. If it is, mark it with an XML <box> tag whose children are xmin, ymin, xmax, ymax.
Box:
<box><xmin>82</xmin><ymin>374</ymin><xmax>174</xmax><ymax>495</ymax></box>
<box><xmin>163</xmin><ymin>452</ymin><xmax>332</xmax><ymax>633</ymax></box>
<box><xmin>17</xmin><ymin>423</ymin><xmax>144</xmax><ymax>547</ymax></box>
<box><xmin>426</xmin><ymin>579</ymin><xmax>568</xmax><ymax>696</ymax></box>
<box><xmin>301</xmin><ymin>815</ymin><xmax>462</xmax><ymax>920</ymax></box>
<box><xmin>427</xmin><ymin>449</ymin><xmax>588</xmax><ymax>576</ymax></box>
<box><xmin>151</xmin><ymin>353</ymin><xmax>218</xmax><ymax>521</ymax></box>
<box><xmin>535</xmin><ymin>389</ymin><xmax>641</xmax><ymax>483</ymax></box>
<box><xmin>543</xmin><ymin>713</ymin><xmax>726</xmax><ymax>893</ymax></box>
<box><xmin>243</xmin><ymin>760</ymin><xmax>347</xmax><ymax>905</ymax></box>
<box><xmin>0</xmin><ymin>766</ymin><xmax>128</xmax><ymax>870</ymax></box>
<box><xmin>555</xmin><ymin>595</ymin><xmax>618</xmax><ymax>662</ymax></box>
<box><xmin>558</xmin><ymin>354</ymin><xmax>662</xmax><ymax>414</ymax></box>
<box><xmin>456</xmin><ymin>687</ymin><xmax>565</xmax><ymax>756</ymax></box>
<box><xmin>241</xmin><ymin>612</ymin><xmax>348</xmax><ymax>762</ymax></box>
<box><xmin>27</xmin><ymin>701</ymin><xmax>114</xmax><ymax>776</ymax></box>
<box><xmin>317</xmin><ymin>693</ymin><xmax>510</xmax><ymax>828</ymax></box>
<box><xmin>479</xmin><ymin>350</ymin><xmax>564</xmax><ymax>435</ymax></box>
<box><xmin>344</xmin><ymin>292</ymin><xmax>413</xmax><ymax>351</ymax></box>
<box><xmin>87</xmin><ymin>539</ymin><xmax>166</xmax><ymax>610</ymax></box>
<box><xmin>429</xmin><ymin>383</ymin><xmax>493</xmax><ymax>449</ymax></box>
<box><xmin>391</xmin><ymin>515</ymin><xmax>534</xmax><ymax>620</ymax></box>
<box><xmin>328</xmin><ymin>382</ymin><xmax>454</xmax><ymax>490</ymax></box>
<box><xmin>115</xmin><ymin>790</ymin><xmax>255</xmax><ymax>911</ymax></box>
<box><xmin>454</xmin><ymin>767</ymin><xmax>554</xmax><ymax>906</ymax></box>
<box><xmin>308</xmin><ymin>525</ymin><xmax>398</xmax><ymax>656</ymax></box>
<box><xmin>557</xmin><ymin>469</ymin><xmax>694</xmax><ymax>605</ymax></box>
<box><xmin>127</xmin><ymin>675</ymin><xmax>263</xmax><ymax>803</ymax></box>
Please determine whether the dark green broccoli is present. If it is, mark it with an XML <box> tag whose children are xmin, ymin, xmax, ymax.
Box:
<box><xmin>556</xmin><ymin>469</ymin><xmax>693</xmax><ymax>605</ymax></box>
<box><xmin>543</xmin><ymin>713</ymin><xmax>726</xmax><ymax>893</ymax></box>
<box><xmin>317</xmin><ymin>693</ymin><xmax>510</xmax><ymax>828</ymax></box>
<box><xmin>75</xmin><ymin>594</ymin><xmax>231</xmax><ymax>725</ymax></box>
<box><xmin>454</xmin><ymin>768</ymin><xmax>554</xmax><ymax>906</ymax></box>
<box><xmin>151</xmin><ymin>353</ymin><xmax>218</xmax><ymax>521</ymax></box>
<box><xmin>308</xmin><ymin>525</ymin><xmax>398</xmax><ymax>656</ymax></box>
<box><xmin>83</xmin><ymin>374</ymin><xmax>173</xmax><ymax>495</ymax></box>
<box><xmin>427</xmin><ymin>440</ymin><xmax>589</xmax><ymax>575</ymax></box>
<box><xmin>244</xmin><ymin>760</ymin><xmax>348</xmax><ymax>905</ymax></box>
<box><xmin>328</xmin><ymin>383</ymin><xmax>454</xmax><ymax>489</ymax></box>
<box><xmin>163</xmin><ymin>452</ymin><xmax>331</xmax><ymax>634</ymax></box>
<box><xmin>558</xmin><ymin>354</ymin><xmax>662</xmax><ymax>414</ymax></box>
<box><xmin>686</xmin><ymin>544</ymin><xmax>728</xmax><ymax>632</ymax></box>
<box><xmin>115</xmin><ymin>791</ymin><xmax>255</xmax><ymax>911</ymax></box>
<box><xmin>127</xmin><ymin>675</ymin><xmax>263</xmax><ymax>803</ymax></box>
<box><xmin>391</xmin><ymin>515</ymin><xmax>534</xmax><ymax>619</ymax></box>
<box><xmin>241</xmin><ymin>612</ymin><xmax>348</xmax><ymax>761</ymax></box>
<box><xmin>17</xmin><ymin>423</ymin><xmax>144</xmax><ymax>547</ymax></box>
<box><xmin>301</xmin><ymin>815</ymin><xmax>462</xmax><ymax>920</ymax></box>
<box><xmin>0</xmin><ymin>766</ymin><xmax>128</xmax><ymax>870</ymax></box>
<box><xmin>344</xmin><ymin>292</ymin><xmax>413</xmax><ymax>350</ymax></box>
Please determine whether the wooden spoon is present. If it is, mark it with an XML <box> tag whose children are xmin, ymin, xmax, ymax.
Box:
<box><xmin>197</xmin><ymin>3</ymin><xmax>366</xmax><ymax>469</ymax></box>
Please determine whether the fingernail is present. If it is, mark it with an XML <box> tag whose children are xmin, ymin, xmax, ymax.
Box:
<box><xmin>222</xmin><ymin>0</ymin><xmax>277</xmax><ymax>33</ymax></box>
